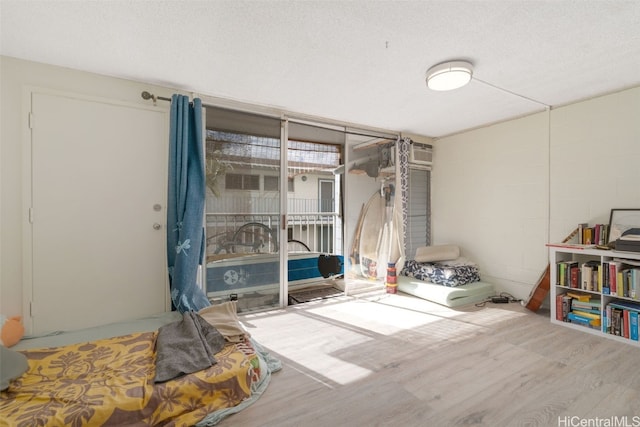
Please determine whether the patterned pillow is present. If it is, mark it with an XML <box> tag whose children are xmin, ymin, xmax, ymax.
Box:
<box><xmin>414</xmin><ymin>245</ymin><xmax>460</xmax><ymax>263</ymax></box>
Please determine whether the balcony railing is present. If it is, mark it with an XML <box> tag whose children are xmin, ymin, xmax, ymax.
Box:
<box><xmin>206</xmin><ymin>195</ymin><xmax>335</xmax><ymax>214</ymax></box>
<box><xmin>205</xmin><ymin>196</ymin><xmax>340</xmax><ymax>255</ymax></box>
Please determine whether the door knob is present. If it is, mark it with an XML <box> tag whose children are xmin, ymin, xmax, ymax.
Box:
<box><xmin>153</xmin><ymin>223</ymin><xmax>162</xmax><ymax>230</ymax></box>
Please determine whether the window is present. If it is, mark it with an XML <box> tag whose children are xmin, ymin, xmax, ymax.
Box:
<box><xmin>225</xmin><ymin>173</ymin><xmax>259</xmax><ymax>190</ymax></box>
<box><xmin>264</xmin><ymin>176</ymin><xmax>277</xmax><ymax>192</ymax></box>
<box><xmin>264</xmin><ymin>176</ymin><xmax>294</xmax><ymax>192</ymax></box>
<box><xmin>318</xmin><ymin>179</ymin><xmax>334</xmax><ymax>212</ymax></box>
<box><xmin>405</xmin><ymin>167</ymin><xmax>431</xmax><ymax>259</ymax></box>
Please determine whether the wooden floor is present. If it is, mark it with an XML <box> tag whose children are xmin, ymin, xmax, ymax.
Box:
<box><xmin>218</xmin><ymin>290</ymin><xmax>640</xmax><ymax>427</ymax></box>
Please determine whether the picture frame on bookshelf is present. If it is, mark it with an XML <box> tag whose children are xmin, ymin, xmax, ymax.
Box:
<box><xmin>608</xmin><ymin>209</ymin><xmax>640</xmax><ymax>244</ymax></box>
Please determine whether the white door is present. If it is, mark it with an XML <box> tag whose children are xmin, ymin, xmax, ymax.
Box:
<box><xmin>27</xmin><ymin>91</ymin><xmax>169</xmax><ymax>334</ymax></box>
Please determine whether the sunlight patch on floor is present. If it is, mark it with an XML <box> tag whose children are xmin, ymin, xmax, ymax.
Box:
<box><xmin>356</xmin><ymin>291</ymin><xmax>530</xmax><ymax>328</ymax></box>
<box><xmin>240</xmin><ymin>295</ymin><xmax>532</xmax><ymax>387</ymax></box>
<box><xmin>305</xmin><ymin>299</ymin><xmax>443</xmax><ymax>336</ymax></box>
<box><xmin>242</xmin><ymin>310</ymin><xmax>375</xmax><ymax>385</ymax></box>
<box><xmin>450</xmin><ymin>304</ymin><xmax>529</xmax><ymax>326</ymax></box>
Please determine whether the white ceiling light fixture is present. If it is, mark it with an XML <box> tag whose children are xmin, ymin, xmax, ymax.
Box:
<box><xmin>426</xmin><ymin>60</ymin><xmax>474</xmax><ymax>91</ymax></box>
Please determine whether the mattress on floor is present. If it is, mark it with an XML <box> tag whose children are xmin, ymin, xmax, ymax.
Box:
<box><xmin>4</xmin><ymin>310</ymin><xmax>281</xmax><ymax>427</ymax></box>
<box><xmin>396</xmin><ymin>275</ymin><xmax>495</xmax><ymax>307</ymax></box>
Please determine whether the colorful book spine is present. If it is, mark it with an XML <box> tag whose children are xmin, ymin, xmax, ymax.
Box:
<box><xmin>600</xmin><ymin>263</ymin><xmax>610</xmax><ymax>294</ymax></box>
<box><xmin>567</xmin><ymin>312</ymin><xmax>600</xmax><ymax>328</ymax></box>
<box><xmin>578</xmin><ymin>223</ymin><xmax>588</xmax><ymax>244</ymax></box>
<box><xmin>623</xmin><ymin>310</ymin><xmax>630</xmax><ymax>339</ymax></box>
<box><xmin>582</xmin><ymin>264</ymin><xmax>593</xmax><ymax>291</ymax></box>
<box><xmin>562</xmin><ymin>296</ymin><xmax>572</xmax><ymax>321</ymax></box>
<box><xmin>555</xmin><ymin>294</ymin><xmax>564</xmax><ymax>321</ymax></box>
<box><xmin>611</xmin><ymin>308</ymin><xmax>623</xmax><ymax>336</ymax></box>
<box><xmin>556</xmin><ymin>294</ymin><xmax>573</xmax><ymax>321</ymax></box>
<box><xmin>609</xmin><ymin>262</ymin><xmax>618</xmax><ymax>295</ymax></box>
<box><xmin>566</xmin><ymin>292</ymin><xmax>590</xmax><ymax>301</ymax></box>
<box><xmin>630</xmin><ymin>311</ymin><xmax>639</xmax><ymax>341</ymax></box>
<box><xmin>570</xmin><ymin>263</ymin><xmax>580</xmax><ymax>289</ymax></box>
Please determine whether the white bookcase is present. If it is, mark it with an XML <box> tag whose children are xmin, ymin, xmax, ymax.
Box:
<box><xmin>549</xmin><ymin>246</ymin><xmax>640</xmax><ymax>347</ymax></box>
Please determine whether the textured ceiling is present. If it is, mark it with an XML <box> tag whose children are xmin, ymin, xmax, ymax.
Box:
<box><xmin>1</xmin><ymin>0</ymin><xmax>639</xmax><ymax>138</ymax></box>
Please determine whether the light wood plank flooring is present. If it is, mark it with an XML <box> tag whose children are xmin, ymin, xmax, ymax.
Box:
<box><xmin>218</xmin><ymin>290</ymin><xmax>640</xmax><ymax>427</ymax></box>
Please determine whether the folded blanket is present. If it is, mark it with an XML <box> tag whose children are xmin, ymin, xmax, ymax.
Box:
<box><xmin>154</xmin><ymin>311</ymin><xmax>226</xmax><ymax>383</ymax></box>
<box><xmin>198</xmin><ymin>301</ymin><xmax>248</xmax><ymax>343</ymax></box>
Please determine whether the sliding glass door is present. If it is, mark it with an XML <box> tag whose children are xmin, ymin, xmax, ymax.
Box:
<box><xmin>204</xmin><ymin>107</ymin><xmax>282</xmax><ymax>312</ymax></box>
<box><xmin>203</xmin><ymin>109</ymin><xmax>345</xmax><ymax>312</ymax></box>
<box><xmin>286</xmin><ymin>122</ymin><xmax>344</xmax><ymax>296</ymax></box>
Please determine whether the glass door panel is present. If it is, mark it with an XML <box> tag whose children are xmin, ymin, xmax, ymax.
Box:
<box><xmin>287</xmin><ymin>122</ymin><xmax>344</xmax><ymax>295</ymax></box>
<box><xmin>204</xmin><ymin>107</ymin><xmax>281</xmax><ymax>312</ymax></box>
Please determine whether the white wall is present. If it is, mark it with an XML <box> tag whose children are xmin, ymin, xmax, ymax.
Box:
<box><xmin>549</xmin><ymin>88</ymin><xmax>640</xmax><ymax>239</ymax></box>
<box><xmin>433</xmin><ymin>87</ymin><xmax>640</xmax><ymax>301</ymax></box>
<box><xmin>0</xmin><ymin>56</ymin><xmax>183</xmax><ymax>317</ymax></box>
<box><xmin>433</xmin><ymin>112</ymin><xmax>550</xmax><ymax>300</ymax></box>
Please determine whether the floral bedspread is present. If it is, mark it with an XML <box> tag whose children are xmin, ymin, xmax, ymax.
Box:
<box><xmin>0</xmin><ymin>331</ymin><xmax>261</xmax><ymax>427</ymax></box>
<box><xmin>401</xmin><ymin>259</ymin><xmax>480</xmax><ymax>287</ymax></box>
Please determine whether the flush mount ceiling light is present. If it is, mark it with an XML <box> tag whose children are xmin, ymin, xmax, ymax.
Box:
<box><xmin>426</xmin><ymin>60</ymin><xmax>473</xmax><ymax>91</ymax></box>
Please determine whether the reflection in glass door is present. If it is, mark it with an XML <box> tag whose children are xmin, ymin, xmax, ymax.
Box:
<box><xmin>203</xmin><ymin>107</ymin><xmax>282</xmax><ymax>312</ymax></box>
<box><xmin>203</xmin><ymin>108</ymin><xmax>346</xmax><ymax>313</ymax></box>
<box><xmin>287</xmin><ymin>122</ymin><xmax>344</xmax><ymax>296</ymax></box>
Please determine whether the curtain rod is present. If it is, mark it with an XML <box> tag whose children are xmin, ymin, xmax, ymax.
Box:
<box><xmin>141</xmin><ymin>91</ymin><xmax>172</xmax><ymax>103</ymax></box>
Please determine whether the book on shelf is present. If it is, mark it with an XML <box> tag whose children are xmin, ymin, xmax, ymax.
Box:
<box><xmin>611</xmin><ymin>308</ymin><xmax>623</xmax><ymax>336</ymax></box>
<box><xmin>571</xmin><ymin>293</ymin><xmax>599</xmax><ymax>304</ymax></box>
<box><xmin>600</xmin><ymin>262</ymin><xmax>609</xmax><ymax>294</ymax></box>
<box><xmin>608</xmin><ymin>261</ymin><xmax>622</xmax><ymax>295</ymax></box>
<box><xmin>571</xmin><ymin>310</ymin><xmax>600</xmax><ymax>321</ymax></box>
<box><xmin>630</xmin><ymin>311</ymin><xmax>639</xmax><ymax>341</ymax></box>
<box><xmin>605</xmin><ymin>301</ymin><xmax>640</xmax><ymax>340</ymax></box>
<box><xmin>570</xmin><ymin>303</ymin><xmax>600</xmax><ymax>315</ymax></box>
<box><xmin>581</xmin><ymin>263</ymin><xmax>593</xmax><ymax>291</ymax></box>
<box><xmin>566</xmin><ymin>291</ymin><xmax>591</xmax><ymax>301</ymax></box>
<box><xmin>615</xmin><ymin>267</ymin><xmax>637</xmax><ymax>298</ymax></box>
<box><xmin>581</xmin><ymin>260</ymin><xmax>599</xmax><ymax>291</ymax></box>
<box><xmin>578</xmin><ymin>223</ymin><xmax>609</xmax><ymax>246</ymax></box>
<box><xmin>578</xmin><ymin>223</ymin><xmax>588</xmax><ymax>244</ymax></box>
<box><xmin>556</xmin><ymin>261</ymin><xmax>580</xmax><ymax>287</ymax></box>
<box><xmin>612</xmin><ymin>266</ymin><xmax>640</xmax><ymax>299</ymax></box>
<box><xmin>624</xmin><ymin>310</ymin><xmax>630</xmax><ymax>339</ymax></box>
<box><xmin>598</xmin><ymin>224</ymin><xmax>605</xmax><ymax>245</ymax></box>
<box><xmin>555</xmin><ymin>294</ymin><xmax>572</xmax><ymax>321</ymax></box>
<box><xmin>567</xmin><ymin>312</ymin><xmax>600</xmax><ymax>328</ymax></box>
<box><xmin>607</xmin><ymin>300</ymin><xmax>640</xmax><ymax>312</ymax></box>
<box><xmin>570</xmin><ymin>263</ymin><xmax>580</xmax><ymax>288</ymax></box>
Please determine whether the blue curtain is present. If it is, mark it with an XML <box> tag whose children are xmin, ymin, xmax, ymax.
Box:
<box><xmin>167</xmin><ymin>95</ymin><xmax>211</xmax><ymax>312</ymax></box>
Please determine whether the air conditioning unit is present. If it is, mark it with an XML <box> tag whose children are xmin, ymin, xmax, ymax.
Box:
<box><xmin>409</xmin><ymin>142</ymin><xmax>433</xmax><ymax>165</ymax></box>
